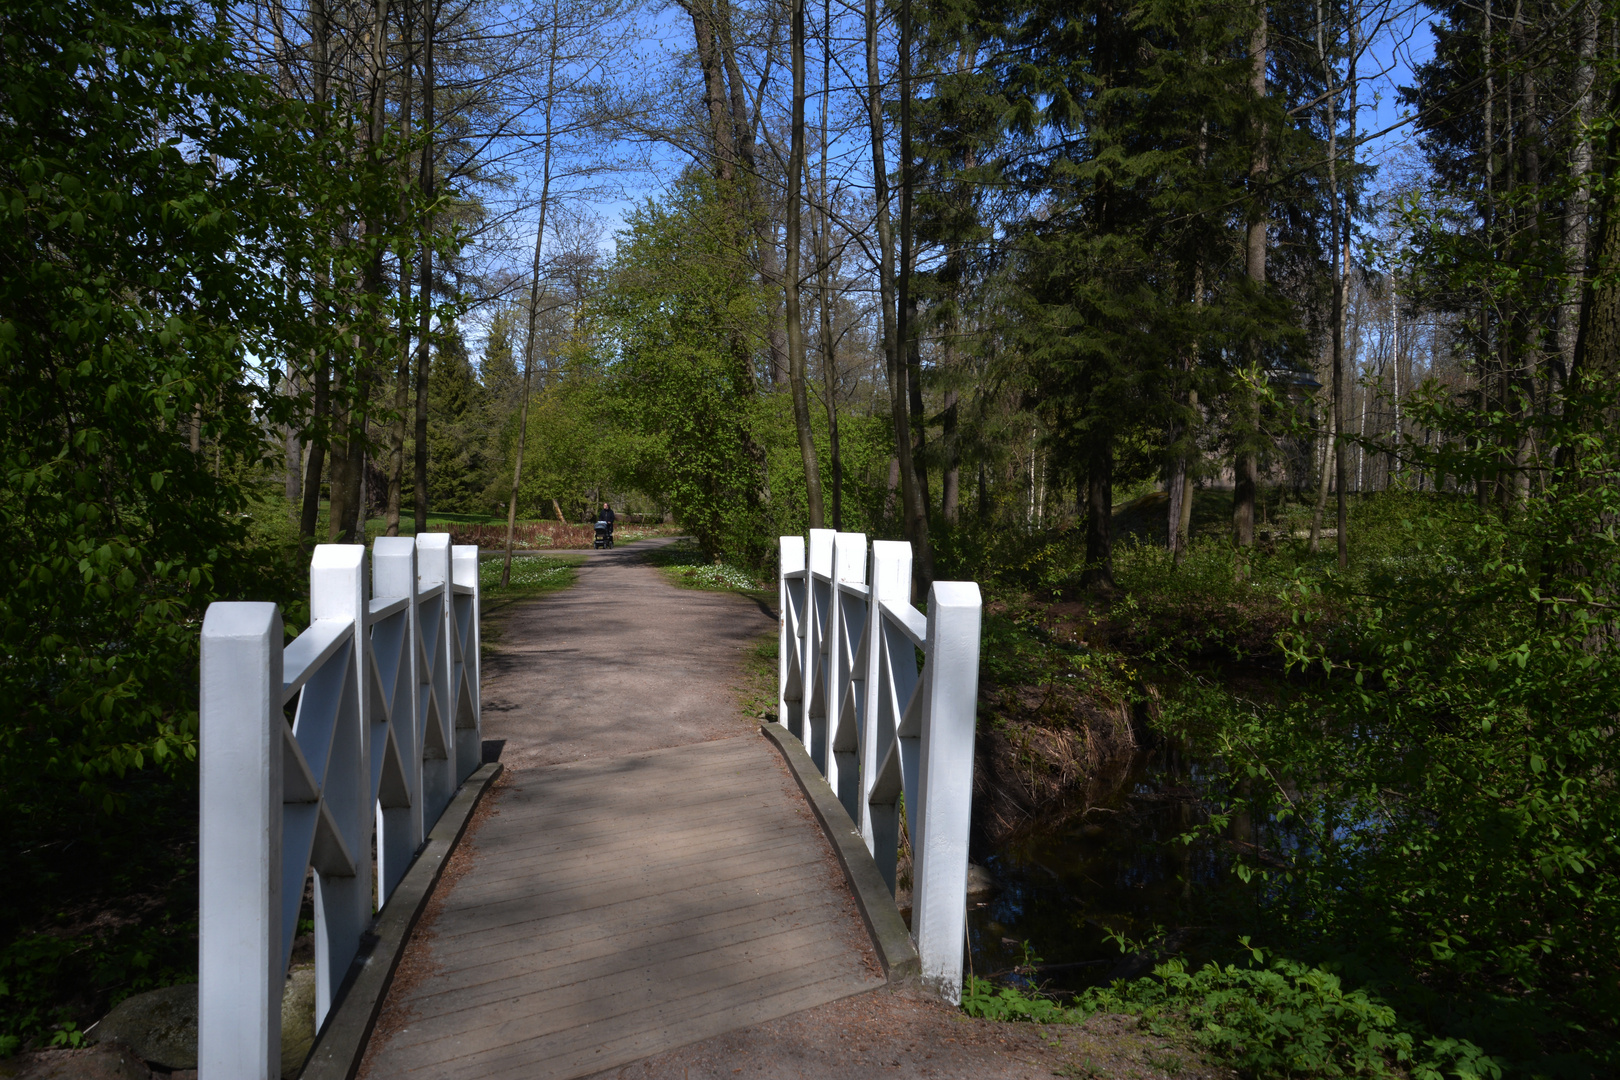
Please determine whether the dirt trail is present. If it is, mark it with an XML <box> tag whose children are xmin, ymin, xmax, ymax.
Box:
<box><xmin>479</xmin><ymin>538</ymin><xmax>773</xmax><ymax>770</ymax></box>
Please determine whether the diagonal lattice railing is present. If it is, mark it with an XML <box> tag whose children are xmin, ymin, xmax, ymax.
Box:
<box><xmin>198</xmin><ymin>535</ymin><xmax>481</xmax><ymax>1080</ymax></box>
<box><xmin>779</xmin><ymin>530</ymin><xmax>981</xmax><ymax>1002</ymax></box>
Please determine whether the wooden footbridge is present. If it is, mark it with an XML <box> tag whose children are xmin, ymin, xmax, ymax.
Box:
<box><xmin>197</xmin><ymin>531</ymin><xmax>981</xmax><ymax>1080</ymax></box>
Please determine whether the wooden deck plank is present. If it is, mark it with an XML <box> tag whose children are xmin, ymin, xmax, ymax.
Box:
<box><xmin>387</xmin><ymin>952</ymin><xmax>871</xmax><ymax>1078</ymax></box>
<box><xmin>387</xmin><ymin>915</ymin><xmax>858</xmax><ymax>1041</ymax></box>
<box><xmin>432</xmin><ymin>856</ymin><xmax>848</xmax><ymax>969</ymax></box>
<box><xmin>426</xmin><ymin>846</ymin><xmax>834</xmax><ymax>942</ymax></box>
<box><xmin>363</xmin><ymin>735</ymin><xmax>883</xmax><ymax>1080</ymax></box>
<box><xmin>476</xmin><ymin>968</ymin><xmax>875</xmax><ymax>1080</ymax></box>
<box><xmin>410</xmin><ymin>885</ymin><xmax>852</xmax><ymax>1001</ymax></box>
<box><xmin>425</xmin><ymin>855</ymin><xmax>839</xmax><ymax>953</ymax></box>
<box><xmin>449</xmin><ymin>815</ymin><xmax>818</xmax><ymax>895</ymax></box>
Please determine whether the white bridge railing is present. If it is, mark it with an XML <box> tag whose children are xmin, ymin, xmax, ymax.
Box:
<box><xmin>198</xmin><ymin>535</ymin><xmax>481</xmax><ymax>1080</ymax></box>
<box><xmin>778</xmin><ymin>530</ymin><xmax>982</xmax><ymax>1002</ymax></box>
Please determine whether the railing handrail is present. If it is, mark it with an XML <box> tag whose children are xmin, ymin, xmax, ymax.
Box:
<box><xmin>199</xmin><ymin>534</ymin><xmax>481</xmax><ymax>1080</ymax></box>
<box><xmin>281</xmin><ymin>617</ymin><xmax>356</xmax><ymax>703</ymax></box>
<box><xmin>877</xmin><ymin>597</ymin><xmax>928</xmax><ymax>649</ymax></box>
<box><xmin>777</xmin><ymin>528</ymin><xmax>981</xmax><ymax>1004</ymax></box>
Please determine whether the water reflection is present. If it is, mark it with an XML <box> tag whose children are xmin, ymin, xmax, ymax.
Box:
<box><xmin>968</xmin><ymin>739</ymin><xmax>1251</xmax><ymax>993</ymax></box>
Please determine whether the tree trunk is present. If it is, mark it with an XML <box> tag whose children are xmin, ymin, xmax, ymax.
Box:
<box><xmin>299</xmin><ymin>354</ymin><xmax>330</xmax><ymax>540</ymax></box>
<box><xmin>386</xmin><ymin>0</ymin><xmax>417</xmax><ymax>538</ymax></box>
<box><xmin>683</xmin><ymin>0</ymin><xmax>735</xmax><ymax>179</ymax></box>
<box><xmin>1082</xmin><ymin>436</ymin><xmax>1114</xmax><ymax>590</ymax></box>
<box><xmin>942</xmin><ymin>389</ymin><xmax>960</xmax><ymax>526</ymax></box>
<box><xmin>504</xmin><ymin>11</ymin><xmax>559</xmax><ymax>588</ymax></box>
<box><xmin>1562</xmin><ymin>77</ymin><xmax>1620</xmax><ymax>452</ymax></box>
<box><xmin>713</xmin><ymin>0</ymin><xmax>789</xmax><ymax>386</ymax></box>
<box><xmin>1308</xmin><ymin>404</ymin><xmax>1335</xmax><ymax>553</ymax></box>
<box><xmin>785</xmin><ymin>0</ymin><xmax>824</xmax><ymax>528</ymax></box>
<box><xmin>1336</xmin><ymin>0</ymin><xmax>1357</xmax><ymax>568</ymax></box>
<box><xmin>331</xmin><ymin>0</ymin><xmax>392</xmax><ymax>546</ymax></box>
<box><xmin>812</xmin><ymin>17</ymin><xmax>842</xmax><ymax>530</ymax></box>
<box><xmin>1167</xmin><ymin>445</ymin><xmax>1187</xmax><ymax>557</ymax></box>
<box><xmin>1232</xmin><ymin>0</ymin><xmax>1267</xmax><ymax>563</ymax></box>
<box><xmin>866</xmin><ymin>0</ymin><xmax>925</xmax><ymax>576</ymax></box>
<box><xmin>414</xmin><ymin>0</ymin><xmax>437</xmax><ymax>535</ymax></box>
<box><xmin>1556</xmin><ymin>0</ymin><xmax>1598</xmax><ymax>391</ymax></box>
<box><xmin>894</xmin><ymin>0</ymin><xmax>932</xmax><ymax>593</ymax></box>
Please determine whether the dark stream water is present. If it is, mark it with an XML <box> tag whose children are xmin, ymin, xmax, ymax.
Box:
<box><xmin>967</xmin><ymin>739</ymin><xmax>1256</xmax><ymax>993</ymax></box>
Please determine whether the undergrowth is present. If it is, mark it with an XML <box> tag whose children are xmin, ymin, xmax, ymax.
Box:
<box><xmin>963</xmin><ymin>944</ymin><xmax>1503</xmax><ymax>1080</ymax></box>
<box><xmin>641</xmin><ymin>538</ymin><xmax>768</xmax><ymax>591</ymax></box>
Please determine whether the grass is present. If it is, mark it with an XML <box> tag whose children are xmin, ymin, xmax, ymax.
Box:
<box><xmin>478</xmin><ymin>552</ymin><xmax>585</xmax><ymax>620</ymax></box>
<box><xmin>640</xmin><ymin>538</ymin><xmax>772</xmax><ymax>593</ymax></box>
<box><xmin>736</xmin><ymin>631</ymin><xmax>780</xmax><ymax>723</ymax></box>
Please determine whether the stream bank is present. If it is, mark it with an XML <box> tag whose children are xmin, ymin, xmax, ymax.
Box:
<box><xmin>966</xmin><ymin>592</ymin><xmax>1277</xmax><ymax>995</ymax></box>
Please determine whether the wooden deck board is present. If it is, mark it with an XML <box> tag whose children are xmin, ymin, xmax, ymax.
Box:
<box><xmin>363</xmin><ymin>737</ymin><xmax>883</xmax><ymax>1079</ymax></box>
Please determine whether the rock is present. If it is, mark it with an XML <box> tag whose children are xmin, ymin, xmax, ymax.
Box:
<box><xmin>84</xmin><ymin>965</ymin><xmax>315</xmax><ymax>1080</ymax></box>
<box><xmin>0</xmin><ymin>1041</ymin><xmax>151</xmax><ymax>1079</ymax></box>
<box><xmin>280</xmin><ymin>965</ymin><xmax>317</xmax><ymax>1080</ymax></box>
<box><xmin>965</xmin><ymin>863</ymin><xmax>997</xmax><ymax>898</ymax></box>
<box><xmin>92</xmin><ymin>984</ymin><xmax>196</xmax><ymax>1069</ymax></box>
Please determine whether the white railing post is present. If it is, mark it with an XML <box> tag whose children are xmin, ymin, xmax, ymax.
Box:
<box><xmin>827</xmin><ymin>532</ymin><xmax>867</xmax><ymax>821</ymax></box>
<box><xmin>911</xmin><ymin>581</ymin><xmax>982</xmax><ymax>1003</ymax></box>
<box><xmin>860</xmin><ymin>541</ymin><xmax>911</xmax><ymax>852</ymax></box>
<box><xmin>778</xmin><ymin>536</ymin><xmax>806</xmax><ymax>737</ymax></box>
<box><xmin>199</xmin><ymin>531</ymin><xmax>478</xmax><ymax>1080</ymax></box>
<box><xmin>417</xmin><ymin>534</ymin><xmax>455</xmax><ymax>827</ymax></box>
<box><xmin>307</xmin><ymin>545</ymin><xmax>368</xmax><ymax>1025</ymax></box>
<box><xmin>199</xmin><ymin>603</ymin><xmax>284</xmax><ymax>1080</ymax></box>
<box><xmin>451</xmin><ymin>545</ymin><xmax>482</xmax><ymax>783</ymax></box>
<box><xmin>803</xmin><ymin>528</ymin><xmax>836</xmax><ymax>770</ymax></box>
<box><xmin>372</xmin><ymin>537</ymin><xmax>422</xmax><ymax>905</ymax></box>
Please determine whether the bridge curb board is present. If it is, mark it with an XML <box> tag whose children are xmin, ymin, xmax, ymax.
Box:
<box><xmin>758</xmin><ymin>723</ymin><xmax>923</xmax><ymax>991</ymax></box>
<box><xmin>298</xmin><ymin>761</ymin><xmax>503</xmax><ymax>1080</ymax></box>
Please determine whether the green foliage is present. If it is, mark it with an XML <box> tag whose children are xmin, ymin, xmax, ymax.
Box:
<box><xmin>0</xmin><ymin>0</ymin><xmax>436</xmax><ymax>1050</ymax></box>
<box><xmin>964</xmin><ymin>946</ymin><xmax>1504</xmax><ymax>1080</ymax></box>
<box><xmin>585</xmin><ymin>175</ymin><xmax>777</xmax><ymax>564</ymax></box>
<box><xmin>428</xmin><ymin>333</ymin><xmax>502</xmax><ymax>514</ymax></box>
<box><xmin>1085</xmin><ymin>952</ymin><xmax>1502</xmax><ymax>1080</ymax></box>
<box><xmin>480</xmin><ymin>555</ymin><xmax>575</xmax><ymax>594</ymax></box>
<box><xmin>641</xmin><ymin>539</ymin><xmax>768</xmax><ymax>591</ymax></box>
<box><xmin>962</xmin><ymin>974</ymin><xmax>1089</xmax><ymax>1024</ymax></box>
<box><xmin>516</xmin><ymin>352</ymin><xmax>621</xmax><ymax>521</ymax></box>
<box><xmin>1144</xmin><ymin>413</ymin><xmax>1620</xmax><ymax>1072</ymax></box>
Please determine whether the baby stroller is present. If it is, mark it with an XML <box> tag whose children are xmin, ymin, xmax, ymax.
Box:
<box><xmin>593</xmin><ymin>519</ymin><xmax>614</xmax><ymax>549</ymax></box>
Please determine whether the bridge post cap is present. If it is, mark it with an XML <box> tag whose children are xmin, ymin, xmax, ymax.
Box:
<box><xmin>927</xmin><ymin>581</ymin><xmax>981</xmax><ymax>610</ymax></box>
<box><xmin>201</xmin><ymin>601</ymin><xmax>281</xmax><ymax>640</ymax></box>
<box><xmin>310</xmin><ymin>544</ymin><xmax>365</xmax><ymax>570</ymax></box>
<box><xmin>372</xmin><ymin>536</ymin><xmax>416</xmax><ymax>556</ymax></box>
<box><xmin>452</xmin><ymin>545</ymin><xmax>479</xmax><ymax>588</ymax></box>
<box><xmin>779</xmin><ymin>535</ymin><xmax>806</xmax><ymax>571</ymax></box>
<box><xmin>807</xmin><ymin>529</ymin><xmax>835</xmax><ymax>576</ymax></box>
<box><xmin>417</xmin><ymin>532</ymin><xmax>451</xmax><ymax>585</ymax></box>
<box><xmin>870</xmin><ymin>539</ymin><xmax>912</xmax><ymax>557</ymax></box>
<box><xmin>832</xmin><ymin>532</ymin><xmax>866</xmax><ymax>582</ymax></box>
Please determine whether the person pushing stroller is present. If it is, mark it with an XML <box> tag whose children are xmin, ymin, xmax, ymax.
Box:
<box><xmin>594</xmin><ymin>502</ymin><xmax>615</xmax><ymax>549</ymax></box>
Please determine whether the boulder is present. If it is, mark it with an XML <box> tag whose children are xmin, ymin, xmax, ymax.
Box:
<box><xmin>84</xmin><ymin>964</ymin><xmax>316</xmax><ymax>1080</ymax></box>
<box><xmin>965</xmin><ymin>862</ymin><xmax>997</xmax><ymax>899</ymax></box>
<box><xmin>92</xmin><ymin>984</ymin><xmax>195</xmax><ymax>1069</ymax></box>
<box><xmin>280</xmin><ymin>965</ymin><xmax>316</xmax><ymax>1080</ymax></box>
